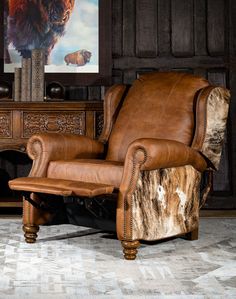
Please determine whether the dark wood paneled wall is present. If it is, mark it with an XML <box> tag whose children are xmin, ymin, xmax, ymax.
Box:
<box><xmin>57</xmin><ymin>0</ymin><xmax>236</xmax><ymax>208</ymax></box>
<box><xmin>1</xmin><ymin>0</ymin><xmax>235</xmax><ymax>208</ymax></box>
<box><xmin>110</xmin><ymin>0</ymin><xmax>235</xmax><ymax>209</ymax></box>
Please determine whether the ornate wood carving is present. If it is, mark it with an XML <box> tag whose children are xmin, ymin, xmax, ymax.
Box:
<box><xmin>22</xmin><ymin>112</ymin><xmax>85</xmax><ymax>137</ymax></box>
<box><xmin>95</xmin><ymin>112</ymin><xmax>104</xmax><ymax>138</ymax></box>
<box><xmin>0</xmin><ymin>102</ymin><xmax>103</xmax><ymax>207</ymax></box>
<box><xmin>0</xmin><ymin>112</ymin><xmax>11</xmax><ymax>138</ymax></box>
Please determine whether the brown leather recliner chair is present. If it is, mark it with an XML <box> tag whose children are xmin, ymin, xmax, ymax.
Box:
<box><xmin>9</xmin><ymin>72</ymin><xmax>230</xmax><ymax>260</ymax></box>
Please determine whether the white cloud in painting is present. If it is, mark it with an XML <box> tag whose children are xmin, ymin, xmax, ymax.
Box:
<box><xmin>5</xmin><ymin>0</ymin><xmax>98</xmax><ymax>73</ymax></box>
<box><xmin>51</xmin><ymin>0</ymin><xmax>99</xmax><ymax>68</ymax></box>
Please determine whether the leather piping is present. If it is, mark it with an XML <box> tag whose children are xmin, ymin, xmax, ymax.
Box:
<box><xmin>191</xmin><ymin>86</ymin><xmax>215</xmax><ymax>150</ymax></box>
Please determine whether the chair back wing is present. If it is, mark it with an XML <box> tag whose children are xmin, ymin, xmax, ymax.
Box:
<box><xmin>192</xmin><ymin>86</ymin><xmax>230</xmax><ymax>170</ymax></box>
<box><xmin>106</xmin><ymin>72</ymin><xmax>209</xmax><ymax>162</ymax></box>
<box><xmin>99</xmin><ymin>84</ymin><xmax>128</xmax><ymax>144</ymax></box>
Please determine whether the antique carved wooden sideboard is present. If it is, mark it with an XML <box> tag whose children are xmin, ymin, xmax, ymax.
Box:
<box><xmin>0</xmin><ymin>101</ymin><xmax>103</xmax><ymax>207</ymax></box>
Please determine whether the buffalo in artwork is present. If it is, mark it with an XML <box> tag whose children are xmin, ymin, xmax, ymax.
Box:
<box><xmin>64</xmin><ymin>49</ymin><xmax>92</xmax><ymax>66</ymax></box>
<box><xmin>5</xmin><ymin>0</ymin><xmax>75</xmax><ymax>64</ymax></box>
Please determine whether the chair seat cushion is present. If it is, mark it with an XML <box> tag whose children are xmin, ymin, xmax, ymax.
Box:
<box><xmin>9</xmin><ymin>177</ymin><xmax>114</xmax><ymax>197</ymax></box>
<box><xmin>47</xmin><ymin>159</ymin><xmax>124</xmax><ymax>188</ymax></box>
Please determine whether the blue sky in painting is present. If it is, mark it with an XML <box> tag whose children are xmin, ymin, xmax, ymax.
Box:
<box><xmin>5</xmin><ymin>0</ymin><xmax>99</xmax><ymax>73</ymax></box>
<box><xmin>51</xmin><ymin>0</ymin><xmax>99</xmax><ymax>67</ymax></box>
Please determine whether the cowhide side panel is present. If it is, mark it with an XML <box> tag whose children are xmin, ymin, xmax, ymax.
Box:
<box><xmin>131</xmin><ymin>165</ymin><xmax>201</xmax><ymax>241</ymax></box>
<box><xmin>202</xmin><ymin>87</ymin><xmax>230</xmax><ymax>170</ymax></box>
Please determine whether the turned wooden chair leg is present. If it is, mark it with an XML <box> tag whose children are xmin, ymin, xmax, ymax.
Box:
<box><xmin>23</xmin><ymin>224</ymin><xmax>39</xmax><ymax>243</ymax></box>
<box><xmin>185</xmin><ymin>227</ymin><xmax>198</xmax><ymax>241</ymax></box>
<box><xmin>121</xmin><ymin>240</ymin><xmax>140</xmax><ymax>260</ymax></box>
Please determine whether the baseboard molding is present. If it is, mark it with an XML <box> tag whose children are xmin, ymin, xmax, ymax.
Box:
<box><xmin>200</xmin><ymin>210</ymin><xmax>236</xmax><ymax>218</ymax></box>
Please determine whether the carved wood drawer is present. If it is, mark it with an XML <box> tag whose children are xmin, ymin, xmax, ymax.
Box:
<box><xmin>0</xmin><ymin>111</ymin><xmax>12</xmax><ymax>138</ymax></box>
<box><xmin>22</xmin><ymin>111</ymin><xmax>85</xmax><ymax>137</ymax></box>
<box><xmin>0</xmin><ymin>101</ymin><xmax>103</xmax><ymax>152</ymax></box>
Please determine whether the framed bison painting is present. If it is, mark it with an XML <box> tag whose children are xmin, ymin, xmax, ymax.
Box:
<box><xmin>0</xmin><ymin>0</ymin><xmax>112</xmax><ymax>86</ymax></box>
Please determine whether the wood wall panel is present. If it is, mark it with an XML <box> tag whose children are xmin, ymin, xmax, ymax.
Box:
<box><xmin>213</xmin><ymin>143</ymin><xmax>230</xmax><ymax>192</ymax></box>
<box><xmin>123</xmin><ymin>0</ymin><xmax>135</xmax><ymax>57</ymax></box>
<box><xmin>112</xmin><ymin>0</ymin><xmax>123</xmax><ymax>57</ymax></box>
<box><xmin>229</xmin><ymin>0</ymin><xmax>236</xmax><ymax>198</ymax></box>
<box><xmin>65</xmin><ymin>86</ymin><xmax>88</xmax><ymax>101</ymax></box>
<box><xmin>112</xmin><ymin>69</ymin><xmax>123</xmax><ymax>85</ymax></box>
<box><xmin>229</xmin><ymin>69</ymin><xmax>236</xmax><ymax>198</ymax></box>
<box><xmin>194</xmin><ymin>0</ymin><xmax>207</xmax><ymax>56</ymax></box>
<box><xmin>207</xmin><ymin>69</ymin><xmax>227</xmax><ymax>87</ymax></box>
<box><xmin>158</xmin><ymin>0</ymin><xmax>171</xmax><ymax>56</ymax></box>
<box><xmin>171</xmin><ymin>0</ymin><xmax>194</xmax><ymax>57</ymax></box>
<box><xmin>88</xmin><ymin>87</ymin><xmax>101</xmax><ymax>101</ymax></box>
<box><xmin>230</xmin><ymin>0</ymin><xmax>236</xmax><ymax>57</ymax></box>
<box><xmin>136</xmin><ymin>0</ymin><xmax>158</xmax><ymax>57</ymax></box>
<box><xmin>193</xmin><ymin>68</ymin><xmax>207</xmax><ymax>78</ymax></box>
<box><xmin>123</xmin><ymin>70</ymin><xmax>136</xmax><ymax>85</ymax></box>
<box><xmin>111</xmin><ymin>0</ymin><xmax>235</xmax><ymax>208</ymax></box>
<box><xmin>1</xmin><ymin>0</ymin><xmax>234</xmax><ymax>208</ymax></box>
<box><xmin>207</xmin><ymin>0</ymin><xmax>225</xmax><ymax>56</ymax></box>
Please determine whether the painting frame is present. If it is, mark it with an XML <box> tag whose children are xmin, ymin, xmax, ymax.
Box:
<box><xmin>0</xmin><ymin>0</ymin><xmax>112</xmax><ymax>87</ymax></box>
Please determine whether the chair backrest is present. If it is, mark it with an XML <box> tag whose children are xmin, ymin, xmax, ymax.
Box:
<box><xmin>106</xmin><ymin>72</ymin><xmax>210</xmax><ymax>162</ymax></box>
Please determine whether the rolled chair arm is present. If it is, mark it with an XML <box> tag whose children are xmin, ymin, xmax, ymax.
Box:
<box><xmin>117</xmin><ymin>139</ymin><xmax>208</xmax><ymax>241</ymax></box>
<box><xmin>124</xmin><ymin>138</ymin><xmax>208</xmax><ymax>173</ymax></box>
<box><xmin>27</xmin><ymin>133</ymin><xmax>105</xmax><ymax>177</ymax></box>
<box><xmin>117</xmin><ymin>138</ymin><xmax>208</xmax><ymax>240</ymax></box>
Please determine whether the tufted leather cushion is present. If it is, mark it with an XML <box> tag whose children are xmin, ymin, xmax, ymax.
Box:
<box><xmin>106</xmin><ymin>72</ymin><xmax>209</xmax><ymax>162</ymax></box>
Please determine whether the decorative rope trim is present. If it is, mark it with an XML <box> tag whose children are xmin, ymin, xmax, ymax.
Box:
<box><xmin>123</xmin><ymin>148</ymin><xmax>147</xmax><ymax>241</ymax></box>
<box><xmin>28</xmin><ymin>140</ymin><xmax>44</xmax><ymax>177</ymax></box>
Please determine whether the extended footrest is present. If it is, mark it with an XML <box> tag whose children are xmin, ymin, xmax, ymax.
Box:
<box><xmin>9</xmin><ymin>177</ymin><xmax>115</xmax><ymax>197</ymax></box>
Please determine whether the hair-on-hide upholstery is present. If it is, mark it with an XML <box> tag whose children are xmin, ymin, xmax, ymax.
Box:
<box><xmin>8</xmin><ymin>72</ymin><xmax>230</xmax><ymax>260</ymax></box>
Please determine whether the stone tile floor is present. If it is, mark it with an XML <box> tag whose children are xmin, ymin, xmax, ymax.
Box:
<box><xmin>0</xmin><ymin>218</ymin><xmax>235</xmax><ymax>299</ymax></box>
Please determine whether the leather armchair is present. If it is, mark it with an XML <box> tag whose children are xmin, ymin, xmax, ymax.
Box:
<box><xmin>9</xmin><ymin>72</ymin><xmax>230</xmax><ymax>260</ymax></box>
